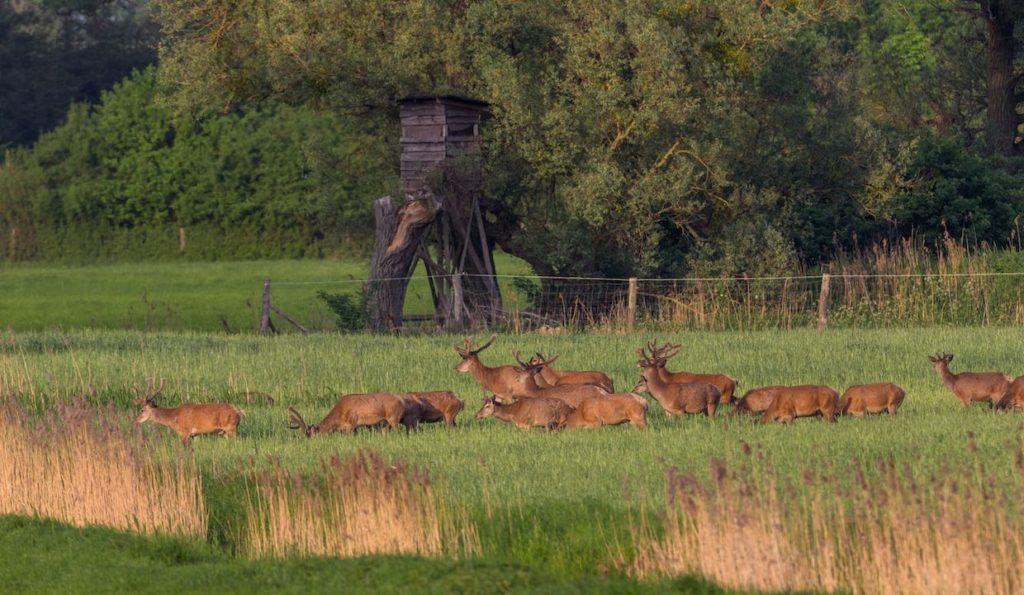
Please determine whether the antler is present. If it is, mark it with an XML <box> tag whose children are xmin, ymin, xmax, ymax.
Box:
<box><xmin>287</xmin><ymin>406</ymin><xmax>309</xmax><ymax>436</ymax></box>
<box><xmin>635</xmin><ymin>346</ymin><xmax>656</xmax><ymax>368</ymax></box>
<box><xmin>454</xmin><ymin>334</ymin><xmax>497</xmax><ymax>358</ymax></box>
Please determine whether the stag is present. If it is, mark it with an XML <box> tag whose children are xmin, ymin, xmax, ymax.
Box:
<box><xmin>133</xmin><ymin>377</ymin><xmax>243</xmax><ymax>445</ymax></box>
<box><xmin>527</xmin><ymin>353</ymin><xmax>615</xmax><ymax>392</ymax></box>
<box><xmin>928</xmin><ymin>353</ymin><xmax>1012</xmax><ymax>408</ymax></box>
<box><xmin>564</xmin><ymin>393</ymin><xmax>648</xmax><ymax>430</ymax></box>
<box><xmin>649</xmin><ymin>342</ymin><xmax>738</xmax><ymax>403</ymax></box>
<box><xmin>511</xmin><ymin>352</ymin><xmax>610</xmax><ymax>407</ymax></box>
<box><xmin>759</xmin><ymin>385</ymin><xmax>839</xmax><ymax>424</ymax></box>
<box><xmin>453</xmin><ymin>335</ymin><xmax>529</xmax><ymax>399</ymax></box>
<box><xmin>634</xmin><ymin>346</ymin><xmax>721</xmax><ymax>417</ymax></box>
<box><xmin>838</xmin><ymin>383</ymin><xmax>906</xmax><ymax>416</ymax></box>
<box><xmin>288</xmin><ymin>393</ymin><xmax>413</xmax><ymax>437</ymax></box>
<box><xmin>474</xmin><ymin>395</ymin><xmax>574</xmax><ymax>431</ymax></box>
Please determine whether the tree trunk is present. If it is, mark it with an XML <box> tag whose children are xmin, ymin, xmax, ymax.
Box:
<box><xmin>983</xmin><ymin>0</ymin><xmax>1019</xmax><ymax>155</ymax></box>
<box><xmin>366</xmin><ymin>195</ymin><xmax>438</xmax><ymax>331</ymax></box>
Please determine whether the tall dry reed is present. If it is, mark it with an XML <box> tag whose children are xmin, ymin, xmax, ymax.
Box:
<box><xmin>245</xmin><ymin>449</ymin><xmax>480</xmax><ymax>559</ymax></box>
<box><xmin>0</xmin><ymin>397</ymin><xmax>206</xmax><ymax>537</ymax></box>
<box><xmin>628</xmin><ymin>443</ymin><xmax>1024</xmax><ymax>594</ymax></box>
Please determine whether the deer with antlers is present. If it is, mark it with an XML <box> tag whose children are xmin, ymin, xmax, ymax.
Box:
<box><xmin>453</xmin><ymin>335</ymin><xmax>531</xmax><ymax>400</ymax></box>
<box><xmin>288</xmin><ymin>393</ymin><xmax>417</xmax><ymax>437</ymax></box>
<box><xmin>133</xmin><ymin>377</ymin><xmax>243</xmax><ymax>445</ymax></box>
<box><xmin>928</xmin><ymin>352</ymin><xmax>1012</xmax><ymax>408</ymax></box>
<box><xmin>648</xmin><ymin>342</ymin><xmax>738</xmax><ymax>403</ymax></box>
<box><xmin>634</xmin><ymin>345</ymin><xmax>721</xmax><ymax>417</ymax></box>
<box><xmin>510</xmin><ymin>351</ymin><xmax>610</xmax><ymax>407</ymax></box>
<box><xmin>527</xmin><ymin>353</ymin><xmax>615</xmax><ymax>392</ymax></box>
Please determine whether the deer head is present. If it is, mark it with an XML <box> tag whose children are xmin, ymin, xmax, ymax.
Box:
<box><xmin>928</xmin><ymin>352</ymin><xmax>954</xmax><ymax>366</ymax></box>
<box><xmin>514</xmin><ymin>350</ymin><xmax>558</xmax><ymax>375</ymax></box>
<box><xmin>132</xmin><ymin>377</ymin><xmax>166</xmax><ymax>424</ymax></box>
<box><xmin>453</xmin><ymin>335</ymin><xmax>497</xmax><ymax>372</ymax></box>
<box><xmin>287</xmin><ymin>406</ymin><xmax>318</xmax><ymax>437</ymax></box>
<box><xmin>475</xmin><ymin>396</ymin><xmax>499</xmax><ymax>419</ymax></box>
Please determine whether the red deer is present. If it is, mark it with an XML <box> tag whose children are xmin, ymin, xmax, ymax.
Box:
<box><xmin>730</xmin><ymin>386</ymin><xmax>785</xmax><ymax>416</ymax></box>
<box><xmin>929</xmin><ymin>353</ymin><xmax>1012</xmax><ymax>408</ymax></box>
<box><xmin>759</xmin><ymin>385</ymin><xmax>839</xmax><ymax>424</ymax></box>
<box><xmin>474</xmin><ymin>395</ymin><xmax>574</xmax><ymax>431</ymax></box>
<box><xmin>511</xmin><ymin>352</ymin><xmax>610</xmax><ymax>407</ymax></box>
<box><xmin>288</xmin><ymin>393</ymin><xmax>412</xmax><ymax>437</ymax></box>
<box><xmin>650</xmin><ymin>342</ymin><xmax>738</xmax><ymax>403</ymax></box>
<box><xmin>133</xmin><ymin>378</ymin><xmax>242</xmax><ymax>445</ymax></box>
<box><xmin>634</xmin><ymin>346</ymin><xmax>721</xmax><ymax>417</ymax></box>
<box><xmin>564</xmin><ymin>393</ymin><xmax>648</xmax><ymax>429</ymax></box>
<box><xmin>838</xmin><ymin>383</ymin><xmax>906</xmax><ymax>416</ymax></box>
<box><xmin>454</xmin><ymin>335</ymin><xmax>528</xmax><ymax>400</ymax></box>
<box><xmin>403</xmin><ymin>391</ymin><xmax>465</xmax><ymax>427</ymax></box>
<box><xmin>528</xmin><ymin>353</ymin><xmax>615</xmax><ymax>392</ymax></box>
<box><xmin>995</xmin><ymin>376</ymin><xmax>1024</xmax><ymax>410</ymax></box>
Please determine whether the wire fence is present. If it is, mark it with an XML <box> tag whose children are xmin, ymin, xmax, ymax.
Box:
<box><xmin>275</xmin><ymin>268</ymin><xmax>1024</xmax><ymax>334</ymax></box>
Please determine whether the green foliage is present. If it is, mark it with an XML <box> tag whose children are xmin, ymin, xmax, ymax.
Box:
<box><xmin>0</xmin><ymin>0</ymin><xmax>157</xmax><ymax>149</ymax></box>
<box><xmin>0</xmin><ymin>68</ymin><xmax>397</xmax><ymax>261</ymax></box>
<box><xmin>316</xmin><ymin>290</ymin><xmax>368</xmax><ymax>332</ymax></box>
<box><xmin>894</xmin><ymin>135</ymin><xmax>1024</xmax><ymax>245</ymax></box>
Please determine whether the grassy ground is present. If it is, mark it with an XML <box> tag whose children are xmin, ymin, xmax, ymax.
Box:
<box><xmin>2</xmin><ymin>326</ymin><xmax>1021</xmax><ymax>590</ymax></box>
<box><xmin>0</xmin><ymin>516</ymin><xmax>734</xmax><ymax>594</ymax></box>
<box><xmin>0</xmin><ymin>255</ymin><xmax>534</xmax><ymax>333</ymax></box>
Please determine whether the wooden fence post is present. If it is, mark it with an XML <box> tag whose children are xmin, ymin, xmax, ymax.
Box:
<box><xmin>451</xmin><ymin>272</ymin><xmax>465</xmax><ymax>330</ymax></box>
<box><xmin>817</xmin><ymin>273</ymin><xmax>831</xmax><ymax>331</ymax></box>
<box><xmin>627</xmin><ymin>277</ymin><xmax>638</xmax><ymax>333</ymax></box>
<box><xmin>178</xmin><ymin>227</ymin><xmax>187</xmax><ymax>252</ymax></box>
<box><xmin>260</xmin><ymin>278</ymin><xmax>272</xmax><ymax>335</ymax></box>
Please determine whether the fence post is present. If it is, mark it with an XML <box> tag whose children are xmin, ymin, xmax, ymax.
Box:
<box><xmin>260</xmin><ymin>278</ymin><xmax>272</xmax><ymax>335</ymax></box>
<box><xmin>452</xmin><ymin>272</ymin><xmax>465</xmax><ymax>330</ymax></box>
<box><xmin>178</xmin><ymin>226</ymin><xmax>187</xmax><ymax>252</ymax></box>
<box><xmin>817</xmin><ymin>273</ymin><xmax>831</xmax><ymax>331</ymax></box>
<box><xmin>627</xmin><ymin>277</ymin><xmax>638</xmax><ymax>333</ymax></box>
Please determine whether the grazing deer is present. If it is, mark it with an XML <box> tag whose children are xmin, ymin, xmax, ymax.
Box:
<box><xmin>634</xmin><ymin>346</ymin><xmax>721</xmax><ymax>417</ymax></box>
<box><xmin>528</xmin><ymin>353</ymin><xmax>615</xmax><ymax>392</ymax></box>
<box><xmin>133</xmin><ymin>377</ymin><xmax>243</xmax><ymax>445</ymax></box>
<box><xmin>564</xmin><ymin>393</ymin><xmax>648</xmax><ymax>430</ymax></box>
<box><xmin>403</xmin><ymin>391</ymin><xmax>465</xmax><ymax>427</ymax></box>
<box><xmin>838</xmin><ymin>383</ymin><xmax>906</xmax><ymax>416</ymax></box>
<box><xmin>511</xmin><ymin>352</ymin><xmax>610</xmax><ymax>407</ymax></box>
<box><xmin>730</xmin><ymin>386</ymin><xmax>784</xmax><ymax>416</ymax></box>
<box><xmin>454</xmin><ymin>335</ymin><xmax>529</xmax><ymax>399</ymax></box>
<box><xmin>759</xmin><ymin>385</ymin><xmax>839</xmax><ymax>424</ymax></box>
<box><xmin>995</xmin><ymin>376</ymin><xmax>1024</xmax><ymax>410</ymax></box>
<box><xmin>288</xmin><ymin>393</ymin><xmax>412</xmax><ymax>437</ymax></box>
<box><xmin>650</xmin><ymin>342</ymin><xmax>738</xmax><ymax>403</ymax></box>
<box><xmin>474</xmin><ymin>395</ymin><xmax>574</xmax><ymax>431</ymax></box>
<box><xmin>928</xmin><ymin>353</ymin><xmax>1012</xmax><ymax>408</ymax></box>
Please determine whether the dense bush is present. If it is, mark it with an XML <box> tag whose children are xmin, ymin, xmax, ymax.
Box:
<box><xmin>0</xmin><ymin>68</ymin><xmax>397</xmax><ymax>262</ymax></box>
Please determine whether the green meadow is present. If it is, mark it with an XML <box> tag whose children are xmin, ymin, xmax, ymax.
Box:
<box><xmin>0</xmin><ymin>254</ymin><xmax>535</xmax><ymax>333</ymax></box>
<box><xmin>2</xmin><ymin>325</ymin><xmax>1022</xmax><ymax>591</ymax></box>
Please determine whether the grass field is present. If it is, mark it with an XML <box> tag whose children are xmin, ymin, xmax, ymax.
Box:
<box><xmin>2</xmin><ymin>326</ymin><xmax>1023</xmax><ymax>592</ymax></box>
<box><xmin>0</xmin><ymin>255</ymin><xmax>535</xmax><ymax>333</ymax></box>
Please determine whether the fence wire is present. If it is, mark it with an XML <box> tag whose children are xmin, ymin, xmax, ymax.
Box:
<box><xmin>275</xmin><ymin>270</ymin><xmax>1024</xmax><ymax>333</ymax></box>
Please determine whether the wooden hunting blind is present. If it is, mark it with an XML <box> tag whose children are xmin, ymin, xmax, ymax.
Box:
<box><xmin>398</xmin><ymin>95</ymin><xmax>487</xmax><ymax>194</ymax></box>
<box><xmin>366</xmin><ymin>96</ymin><xmax>501</xmax><ymax>331</ymax></box>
